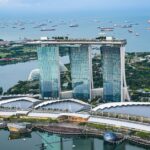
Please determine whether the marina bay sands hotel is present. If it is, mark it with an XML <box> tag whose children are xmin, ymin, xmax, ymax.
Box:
<box><xmin>27</xmin><ymin>37</ymin><xmax>130</xmax><ymax>102</ymax></box>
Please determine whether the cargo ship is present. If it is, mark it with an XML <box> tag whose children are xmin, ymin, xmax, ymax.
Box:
<box><xmin>99</xmin><ymin>27</ymin><xmax>114</xmax><ymax>32</ymax></box>
<box><xmin>7</xmin><ymin>123</ymin><xmax>31</xmax><ymax>133</ymax></box>
<box><xmin>40</xmin><ymin>28</ymin><xmax>55</xmax><ymax>32</ymax></box>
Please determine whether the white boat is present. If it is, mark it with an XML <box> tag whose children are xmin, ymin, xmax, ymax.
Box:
<box><xmin>128</xmin><ymin>29</ymin><xmax>133</xmax><ymax>33</ymax></box>
<box><xmin>100</xmin><ymin>27</ymin><xmax>114</xmax><ymax>32</ymax></box>
<box><xmin>69</xmin><ymin>24</ymin><xmax>79</xmax><ymax>28</ymax></box>
<box><xmin>135</xmin><ymin>33</ymin><xmax>140</xmax><ymax>36</ymax></box>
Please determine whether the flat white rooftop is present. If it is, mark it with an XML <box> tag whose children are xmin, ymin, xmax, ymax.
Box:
<box><xmin>25</xmin><ymin>39</ymin><xmax>126</xmax><ymax>45</ymax></box>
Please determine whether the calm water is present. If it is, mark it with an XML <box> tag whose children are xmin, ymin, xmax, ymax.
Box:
<box><xmin>0</xmin><ymin>61</ymin><xmax>38</xmax><ymax>91</ymax></box>
<box><xmin>0</xmin><ymin>57</ymin><xmax>70</xmax><ymax>91</ymax></box>
<box><xmin>0</xmin><ymin>130</ymin><xmax>147</xmax><ymax>150</ymax></box>
<box><xmin>0</xmin><ymin>14</ymin><xmax>150</xmax><ymax>52</ymax></box>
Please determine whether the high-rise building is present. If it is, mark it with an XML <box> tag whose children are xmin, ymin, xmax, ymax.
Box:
<box><xmin>101</xmin><ymin>45</ymin><xmax>128</xmax><ymax>102</ymax></box>
<box><xmin>37</xmin><ymin>45</ymin><xmax>60</xmax><ymax>98</ymax></box>
<box><xmin>70</xmin><ymin>45</ymin><xmax>92</xmax><ymax>100</ymax></box>
<box><xmin>36</xmin><ymin>37</ymin><xmax>129</xmax><ymax>102</ymax></box>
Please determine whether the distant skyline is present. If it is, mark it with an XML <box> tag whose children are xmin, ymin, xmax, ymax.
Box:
<box><xmin>0</xmin><ymin>0</ymin><xmax>150</xmax><ymax>16</ymax></box>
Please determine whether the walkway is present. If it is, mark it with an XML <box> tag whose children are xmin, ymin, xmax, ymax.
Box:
<box><xmin>89</xmin><ymin>116</ymin><xmax>150</xmax><ymax>132</ymax></box>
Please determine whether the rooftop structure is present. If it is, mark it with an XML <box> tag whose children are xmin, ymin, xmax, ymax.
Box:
<box><xmin>92</xmin><ymin>102</ymin><xmax>150</xmax><ymax>118</ymax></box>
<box><xmin>34</xmin><ymin>98</ymin><xmax>91</xmax><ymax>113</ymax></box>
<box><xmin>0</xmin><ymin>97</ymin><xmax>39</xmax><ymax>109</ymax></box>
<box><xmin>25</xmin><ymin>38</ymin><xmax>126</xmax><ymax>46</ymax></box>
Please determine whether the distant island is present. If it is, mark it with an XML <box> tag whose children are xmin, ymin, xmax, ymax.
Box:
<box><xmin>0</xmin><ymin>40</ymin><xmax>37</xmax><ymax>65</ymax></box>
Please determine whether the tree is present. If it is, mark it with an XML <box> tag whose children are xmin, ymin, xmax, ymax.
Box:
<box><xmin>0</xmin><ymin>87</ymin><xmax>3</xmax><ymax>95</ymax></box>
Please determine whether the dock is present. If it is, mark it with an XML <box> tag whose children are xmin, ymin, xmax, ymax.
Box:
<box><xmin>128</xmin><ymin>136</ymin><xmax>150</xmax><ymax>147</ymax></box>
<box><xmin>34</xmin><ymin>123</ymin><xmax>103</xmax><ymax>136</ymax></box>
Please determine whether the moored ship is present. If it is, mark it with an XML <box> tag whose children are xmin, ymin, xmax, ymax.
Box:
<box><xmin>7</xmin><ymin>123</ymin><xmax>31</xmax><ymax>133</ymax></box>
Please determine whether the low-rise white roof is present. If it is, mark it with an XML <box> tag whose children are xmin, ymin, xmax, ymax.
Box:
<box><xmin>34</xmin><ymin>99</ymin><xmax>91</xmax><ymax>109</ymax></box>
<box><xmin>0</xmin><ymin>97</ymin><xmax>39</xmax><ymax>105</ymax></box>
<box><xmin>28</xmin><ymin>112</ymin><xmax>90</xmax><ymax>119</ymax></box>
<box><xmin>93</xmin><ymin>102</ymin><xmax>150</xmax><ymax>111</ymax></box>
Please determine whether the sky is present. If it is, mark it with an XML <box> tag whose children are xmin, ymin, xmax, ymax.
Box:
<box><xmin>0</xmin><ymin>0</ymin><xmax>150</xmax><ymax>15</ymax></box>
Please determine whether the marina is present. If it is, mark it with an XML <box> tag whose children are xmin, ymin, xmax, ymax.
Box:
<box><xmin>0</xmin><ymin>1</ymin><xmax>150</xmax><ymax>150</ymax></box>
<box><xmin>0</xmin><ymin>129</ymin><xmax>149</xmax><ymax>150</ymax></box>
<box><xmin>0</xmin><ymin>118</ymin><xmax>150</xmax><ymax>148</ymax></box>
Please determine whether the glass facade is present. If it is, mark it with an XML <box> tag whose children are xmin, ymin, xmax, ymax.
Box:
<box><xmin>101</xmin><ymin>46</ymin><xmax>122</xmax><ymax>102</ymax></box>
<box><xmin>37</xmin><ymin>45</ymin><xmax>60</xmax><ymax>98</ymax></box>
<box><xmin>70</xmin><ymin>45</ymin><xmax>92</xmax><ymax>100</ymax></box>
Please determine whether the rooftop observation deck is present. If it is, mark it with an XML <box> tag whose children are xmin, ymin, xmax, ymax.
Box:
<box><xmin>25</xmin><ymin>39</ymin><xmax>127</xmax><ymax>46</ymax></box>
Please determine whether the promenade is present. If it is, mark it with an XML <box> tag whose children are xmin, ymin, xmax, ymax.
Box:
<box><xmin>0</xmin><ymin>107</ymin><xmax>149</xmax><ymax>132</ymax></box>
<box><xmin>89</xmin><ymin>116</ymin><xmax>150</xmax><ymax>132</ymax></box>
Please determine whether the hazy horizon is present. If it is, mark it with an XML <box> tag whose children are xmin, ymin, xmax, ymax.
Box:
<box><xmin>0</xmin><ymin>0</ymin><xmax>150</xmax><ymax>17</ymax></box>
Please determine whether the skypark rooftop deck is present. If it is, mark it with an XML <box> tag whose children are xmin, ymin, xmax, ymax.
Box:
<box><xmin>25</xmin><ymin>38</ymin><xmax>127</xmax><ymax>46</ymax></box>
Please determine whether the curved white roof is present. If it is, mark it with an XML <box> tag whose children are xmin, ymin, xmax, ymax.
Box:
<box><xmin>93</xmin><ymin>102</ymin><xmax>150</xmax><ymax>111</ymax></box>
<box><xmin>28</xmin><ymin>64</ymin><xmax>68</xmax><ymax>81</ymax></box>
<box><xmin>34</xmin><ymin>99</ymin><xmax>91</xmax><ymax>109</ymax></box>
<box><xmin>28</xmin><ymin>69</ymin><xmax>40</xmax><ymax>81</ymax></box>
<box><xmin>0</xmin><ymin>97</ymin><xmax>39</xmax><ymax>105</ymax></box>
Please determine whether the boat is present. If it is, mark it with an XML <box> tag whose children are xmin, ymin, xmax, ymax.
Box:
<box><xmin>20</xmin><ymin>27</ymin><xmax>25</xmax><ymax>30</ymax></box>
<box><xmin>128</xmin><ymin>29</ymin><xmax>133</xmax><ymax>33</ymax></box>
<box><xmin>33</xmin><ymin>24</ymin><xmax>47</xmax><ymax>28</ymax></box>
<box><xmin>7</xmin><ymin>123</ymin><xmax>31</xmax><ymax>133</ymax></box>
<box><xmin>148</xmin><ymin>20</ymin><xmax>150</xmax><ymax>23</ymax></box>
<box><xmin>121</xmin><ymin>24</ymin><xmax>132</xmax><ymax>28</ymax></box>
<box><xmin>113</xmin><ymin>24</ymin><xmax>118</xmax><ymax>27</ymax></box>
<box><xmin>100</xmin><ymin>27</ymin><xmax>114</xmax><ymax>32</ymax></box>
<box><xmin>135</xmin><ymin>33</ymin><xmax>140</xmax><ymax>36</ymax></box>
<box><xmin>69</xmin><ymin>24</ymin><xmax>79</xmax><ymax>28</ymax></box>
<box><xmin>40</xmin><ymin>28</ymin><xmax>55</xmax><ymax>32</ymax></box>
<box><xmin>39</xmin><ymin>23</ymin><xmax>47</xmax><ymax>27</ymax></box>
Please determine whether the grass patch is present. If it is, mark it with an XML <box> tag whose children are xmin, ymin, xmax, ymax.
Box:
<box><xmin>3</xmin><ymin>115</ymin><xmax>58</xmax><ymax>123</ymax></box>
<box><xmin>134</xmin><ymin>131</ymin><xmax>150</xmax><ymax>140</ymax></box>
